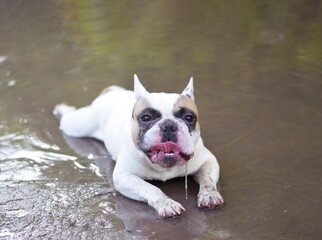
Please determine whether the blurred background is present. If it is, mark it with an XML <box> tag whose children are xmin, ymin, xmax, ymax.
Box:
<box><xmin>0</xmin><ymin>0</ymin><xmax>321</xmax><ymax>239</ymax></box>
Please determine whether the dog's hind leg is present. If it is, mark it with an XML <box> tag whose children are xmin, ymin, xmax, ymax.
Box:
<box><xmin>53</xmin><ymin>103</ymin><xmax>97</xmax><ymax>138</ymax></box>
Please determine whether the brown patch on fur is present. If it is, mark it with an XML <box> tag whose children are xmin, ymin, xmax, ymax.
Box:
<box><xmin>174</xmin><ymin>96</ymin><xmax>199</xmax><ymax>117</ymax></box>
<box><xmin>100</xmin><ymin>86</ymin><xmax>125</xmax><ymax>96</ymax></box>
<box><xmin>131</xmin><ymin>98</ymin><xmax>151</xmax><ymax>146</ymax></box>
<box><xmin>174</xmin><ymin>95</ymin><xmax>200</xmax><ymax>132</ymax></box>
<box><xmin>99</xmin><ymin>87</ymin><xmax>111</xmax><ymax>96</ymax></box>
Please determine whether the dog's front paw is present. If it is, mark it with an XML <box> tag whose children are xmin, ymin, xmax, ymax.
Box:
<box><xmin>197</xmin><ymin>189</ymin><xmax>224</xmax><ymax>209</ymax></box>
<box><xmin>154</xmin><ymin>198</ymin><xmax>185</xmax><ymax>219</ymax></box>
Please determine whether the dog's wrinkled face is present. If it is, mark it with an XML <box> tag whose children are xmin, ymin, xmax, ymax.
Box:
<box><xmin>131</xmin><ymin>76</ymin><xmax>200</xmax><ymax>168</ymax></box>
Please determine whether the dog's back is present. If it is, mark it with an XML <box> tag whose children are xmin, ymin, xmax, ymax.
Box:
<box><xmin>55</xmin><ymin>86</ymin><xmax>135</xmax><ymax>160</ymax></box>
<box><xmin>93</xmin><ymin>88</ymin><xmax>135</xmax><ymax>159</ymax></box>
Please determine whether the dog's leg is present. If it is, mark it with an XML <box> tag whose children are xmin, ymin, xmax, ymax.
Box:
<box><xmin>53</xmin><ymin>103</ymin><xmax>97</xmax><ymax>138</ymax></box>
<box><xmin>194</xmin><ymin>152</ymin><xmax>224</xmax><ymax>209</ymax></box>
<box><xmin>113</xmin><ymin>173</ymin><xmax>185</xmax><ymax>218</ymax></box>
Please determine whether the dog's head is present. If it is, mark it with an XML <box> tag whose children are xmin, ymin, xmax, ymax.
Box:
<box><xmin>131</xmin><ymin>75</ymin><xmax>200</xmax><ymax>168</ymax></box>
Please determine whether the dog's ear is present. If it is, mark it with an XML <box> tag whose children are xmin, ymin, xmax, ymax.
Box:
<box><xmin>182</xmin><ymin>77</ymin><xmax>194</xmax><ymax>101</ymax></box>
<box><xmin>134</xmin><ymin>74</ymin><xmax>149</xmax><ymax>101</ymax></box>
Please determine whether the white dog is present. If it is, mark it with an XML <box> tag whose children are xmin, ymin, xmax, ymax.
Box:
<box><xmin>54</xmin><ymin>75</ymin><xmax>224</xmax><ymax>218</ymax></box>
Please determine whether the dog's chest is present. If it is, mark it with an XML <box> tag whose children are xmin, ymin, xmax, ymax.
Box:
<box><xmin>138</xmin><ymin>161</ymin><xmax>197</xmax><ymax>182</ymax></box>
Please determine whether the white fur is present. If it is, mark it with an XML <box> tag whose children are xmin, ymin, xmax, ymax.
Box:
<box><xmin>54</xmin><ymin>75</ymin><xmax>224</xmax><ymax>218</ymax></box>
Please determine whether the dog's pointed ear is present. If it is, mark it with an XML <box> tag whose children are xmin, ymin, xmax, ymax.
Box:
<box><xmin>134</xmin><ymin>74</ymin><xmax>149</xmax><ymax>100</ymax></box>
<box><xmin>182</xmin><ymin>77</ymin><xmax>194</xmax><ymax>101</ymax></box>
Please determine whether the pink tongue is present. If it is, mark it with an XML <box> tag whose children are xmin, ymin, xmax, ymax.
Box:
<box><xmin>151</xmin><ymin>142</ymin><xmax>180</xmax><ymax>154</ymax></box>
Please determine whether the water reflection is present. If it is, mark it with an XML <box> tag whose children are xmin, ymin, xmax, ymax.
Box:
<box><xmin>55</xmin><ymin>0</ymin><xmax>322</xmax><ymax>81</ymax></box>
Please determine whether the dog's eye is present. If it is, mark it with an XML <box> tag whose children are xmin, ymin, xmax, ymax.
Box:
<box><xmin>184</xmin><ymin>115</ymin><xmax>195</xmax><ymax>123</ymax></box>
<box><xmin>141</xmin><ymin>115</ymin><xmax>152</xmax><ymax>122</ymax></box>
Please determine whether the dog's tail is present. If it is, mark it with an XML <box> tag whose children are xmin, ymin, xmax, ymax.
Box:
<box><xmin>53</xmin><ymin>103</ymin><xmax>76</xmax><ymax>119</ymax></box>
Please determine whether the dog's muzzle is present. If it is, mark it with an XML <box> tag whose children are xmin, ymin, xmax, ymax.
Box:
<box><xmin>145</xmin><ymin>141</ymin><xmax>193</xmax><ymax>168</ymax></box>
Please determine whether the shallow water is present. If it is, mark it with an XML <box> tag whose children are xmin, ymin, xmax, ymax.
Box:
<box><xmin>1</xmin><ymin>0</ymin><xmax>322</xmax><ymax>239</ymax></box>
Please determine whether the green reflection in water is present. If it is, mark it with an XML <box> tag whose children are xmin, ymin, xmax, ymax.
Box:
<box><xmin>55</xmin><ymin>0</ymin><xmax>322</xmax><ymax>82</ymax></box>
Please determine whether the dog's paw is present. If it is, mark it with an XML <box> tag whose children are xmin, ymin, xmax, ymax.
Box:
<box><xmin>154</xmin><ymin>198</ymin><xmax>185</xmax><ymax>219</ymax></box>
<box><xmin>197</xmin><ymin>189</ymin><xmax>224</xmax><ymax>209</ymax></box>
<box><xmin>53</xmin><ymin>103</ymin><xmax>76</xmax><ymax>118</ymax></box>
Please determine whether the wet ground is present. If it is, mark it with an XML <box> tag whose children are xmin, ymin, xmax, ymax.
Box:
<box><xmin>1</xmin><ymin>0</ymin><xmax>322</xmax><ymax>239</ymax></box>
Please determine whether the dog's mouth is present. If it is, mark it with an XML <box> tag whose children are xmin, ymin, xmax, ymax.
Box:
<box><xmin>145</xmin><ymin>141</ymin><xmax>193</xmax><ymax>168</ymax></box>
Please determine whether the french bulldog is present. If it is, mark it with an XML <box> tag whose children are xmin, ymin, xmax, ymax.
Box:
<box><xmin>53</xmin><ymin>75</ymin><xmax>224</xmax><ymax>218</ymax></box>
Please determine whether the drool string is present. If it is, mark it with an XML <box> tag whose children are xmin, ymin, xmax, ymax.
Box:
<box><xmin>185</xmin><ymin>162</ymin><xmax>188</xmax><ymax>200</ymax></box>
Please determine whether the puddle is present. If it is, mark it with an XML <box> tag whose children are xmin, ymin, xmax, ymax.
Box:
<box><xmin>0</xmin><ymin>0</ymin><xmax>321</xmax><ymax>239</ymax></box>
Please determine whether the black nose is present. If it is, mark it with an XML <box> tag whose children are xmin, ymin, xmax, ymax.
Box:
<box><xmin>160</xmin><ymin>124</ymin><xmax>178</xmax><ymax>133</ymax></box>
<box><xmin>160</xmin><ymin>120</ymin><xmax>178</xmax><ymax>142</ymax></box>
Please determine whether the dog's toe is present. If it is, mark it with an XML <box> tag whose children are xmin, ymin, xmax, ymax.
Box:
<box><xmin>154</xmin><ymin>198</ymin><xmax>185</xmax><ymax>219</ymax></box>
<box><xmin>197</xmin><ymin>190</ymin><xmax>224</xmax><ymax>209</ymax></box>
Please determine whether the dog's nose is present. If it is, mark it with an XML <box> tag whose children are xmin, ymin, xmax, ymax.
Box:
<box><xmin>160</xmin><ymin>120</ymin><xmax>178</xmax><ymax>142</ymax></box>
<box><xmin>160</xmin><ymin>124</ymin><xmax>178</xmax><ymax>133</ymax></box>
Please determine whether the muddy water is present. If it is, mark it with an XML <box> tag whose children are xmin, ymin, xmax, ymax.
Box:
<box><xmin>1</xmin><ymin>0</ymin><xmax>322</xmax><ymax>239</ymax></box>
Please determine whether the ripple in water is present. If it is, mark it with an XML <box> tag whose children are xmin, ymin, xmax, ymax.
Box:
<box><xmin>0</xmin><ymin>132</ymin><xmax>77</xmax><ymax>182</ymax></box>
